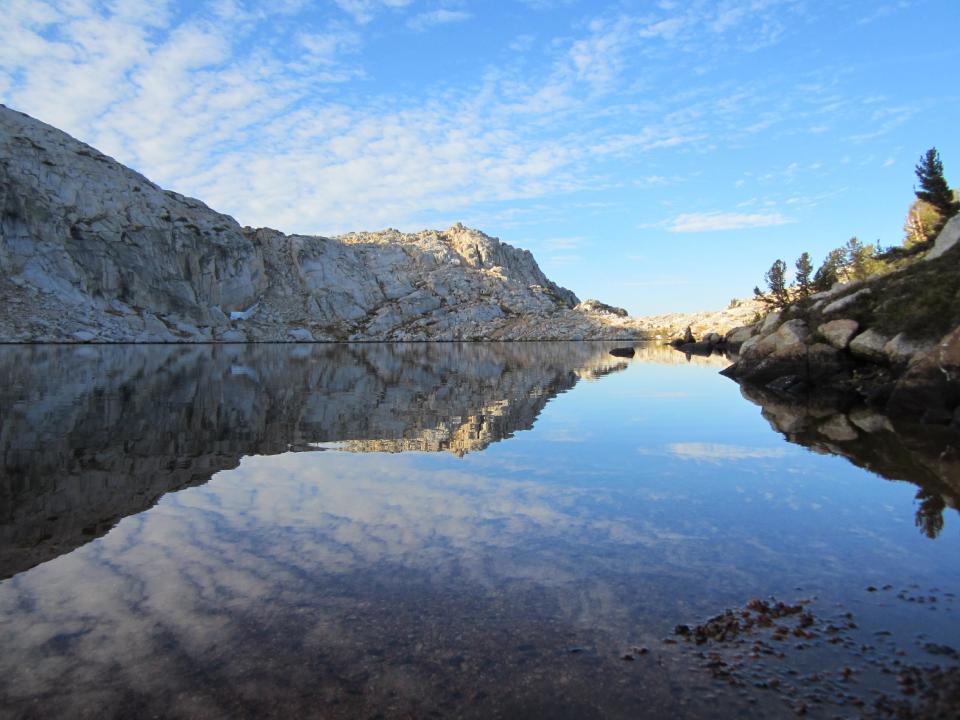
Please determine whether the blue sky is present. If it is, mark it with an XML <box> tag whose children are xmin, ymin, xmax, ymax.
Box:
<box><xmin>2</xmin><ymin>0</ymin><xmax>958</xmax><ymax>314</ymax></box>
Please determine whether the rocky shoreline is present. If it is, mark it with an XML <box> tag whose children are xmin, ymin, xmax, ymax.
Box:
<box><xmin>712</xmin><ymin>216</ymin><xmax>960</xmax><ymax>429</ymax></box>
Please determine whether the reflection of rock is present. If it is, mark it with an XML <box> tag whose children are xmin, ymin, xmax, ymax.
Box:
<box><xmin>629</xmin><ymin>343</ymin><xmax>734</xmax><ymax>367</ymax></box>
<box><xmin>737</xmin><ymin>383</ymin><xmax>960</xmax><ymax>538</ymax></box>
<box><xmin>0</xmin><ymin>342</ymin><xmax>628</xmax><ymax>580</ymax></box>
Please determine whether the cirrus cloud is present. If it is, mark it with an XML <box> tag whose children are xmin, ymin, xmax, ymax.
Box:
<box><xmin>667</xmin><ymin>211</ymin><xmax>795</xmax><ymax>233</ymax></box>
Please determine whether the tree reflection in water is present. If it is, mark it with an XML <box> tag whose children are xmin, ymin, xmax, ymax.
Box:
<box><xmin>736</xmin><ymin>382</ymin><xmax>960</xmax><ymax>539</ymax></box>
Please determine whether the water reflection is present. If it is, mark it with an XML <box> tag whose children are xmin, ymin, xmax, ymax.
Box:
<box><xmin>736</xmin><ymin>383</ymin><xmax>960</xmax><ymax>538</ymax></box>
<box><xmin>1</xmin><ymin>343</ymin><xmax>958</xmax><ymax>719</ymax></box>
<box><xmin>0</xmin><ymin>342</ymin><xmax>633</xmax><ymax>580</ymax></box>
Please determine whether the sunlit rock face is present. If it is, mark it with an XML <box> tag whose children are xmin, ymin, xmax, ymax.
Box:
<box><xmin>0</xmin><ymin>105</ymin><xmax>649</xmax><ymax>342</ymax></box>
<box><xmin>737</xmin><ymin>383</ymin><xmax>960</xmax><ymax>539</ymax></box>
<box><xmin>0</xmin><ymin>342</ymin><xmax>629</xmax><ymax>579</ymax></box>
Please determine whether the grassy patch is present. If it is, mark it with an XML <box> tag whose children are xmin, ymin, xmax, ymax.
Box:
<box><xmin>794</xmin><ymin>243</ymin><xmax>960</xmax><ymax>341</ymax></box>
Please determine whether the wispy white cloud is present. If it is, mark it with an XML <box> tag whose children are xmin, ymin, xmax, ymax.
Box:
<box><xmin>667</xmin><ymin>211</ymin><xmax>794</xmax><ymax>233</ymax></box>
<box><xmin>541</xmin><ymin>236</ymin><xmax>585</xmax><ymax>250</ymax></box>
<box><xmin>334</xmin><ymin>0</ymin><xmax>413</xmax><ymax>25</ymax></box>
<box><xmin>857</xmin><ymin>1</ymin><xmax>915</xmax><ymax>26</ymax></box>
<box><xmin>619</xmin><ymin>278</ymin><xmax>694</xmax><ymax>287</ymax></box>
<box><xmin>407</xmin><ymin>9</ymin><xmax>472</xmax><ymax>32</ymax></box>
<box><xmin>509</xmin><ymin>33</ymin><xmax>536</xmax><ymax>53</ymax></box>
<box><xmin>0</xmin><ymin>0</ymin><xmax>914</xmax><ymax>245</ymax></box>
<box><xmin>543</xmin><ymin>254</ymin><xmax>583</xmax><ymax>266</ymax></box>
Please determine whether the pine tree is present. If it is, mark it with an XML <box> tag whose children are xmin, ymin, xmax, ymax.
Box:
<box><xmin>915</xmin><ymin>147</ymin><xmax>959</xmax><ymax>219</ymax></box>
<box><xmin>794</xmin><ymin>252</ymin><xmax>813</xmax><ymax>298</ymax></box>
<box><xmin>845</xmin><ymin>237</ymin><xmax>870</xmax><ymax>281</ymax></box>
<box><xmin>756</xmin><ymin>259</ymin><xmax>789</xmax><ymax>309</ymax></box>
<box><xmin>812</xmin><ymin>248</ymin><xmax>848</xmax><ymax>291</ymax></box>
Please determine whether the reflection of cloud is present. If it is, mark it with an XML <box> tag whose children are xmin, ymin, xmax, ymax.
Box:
<box><xmin>665</xmin><ymin>443</ymin><xmax>786</xmax><ymax>462</ymax></box>
<box><xmin>0</xmin><ymin>450</ymin><xmax>667</xmax><ymax>717</ymax></box>
<box><xmin>539</xmin><ymin>428</ymin><xmax>588</xmax><ymax>443</ymax></box>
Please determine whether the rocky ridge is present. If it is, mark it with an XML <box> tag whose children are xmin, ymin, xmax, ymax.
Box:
<box><xmin>637</xmin><ymin>296</ymin><xmax>766</xmax><ymax>342</ymax></box>
<box><xmin>0</xmin><ymin>105</ymin><xmax>647</xmax><ymax>343</ymax></box>
<box><xmin>720</xmin><ymin>216</ymin><xmax>960</xmax><ymax>428</ymax></box>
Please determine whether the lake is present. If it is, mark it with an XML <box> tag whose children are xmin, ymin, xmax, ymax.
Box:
<box><xmin>0</xmin><ymin>342</ymin><xmax>957</xmax><ymax>719</ymax></box>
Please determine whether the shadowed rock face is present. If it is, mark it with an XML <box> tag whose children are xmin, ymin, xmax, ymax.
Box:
<box><xmin>0</xmin><ymin>342</ymin><xmax>628</xmax><ymax>580</ymax></box>
<box><xmin>737</xmin><ymin>383</ymin><xmax>960</xmax><ymax>539</ymax></box>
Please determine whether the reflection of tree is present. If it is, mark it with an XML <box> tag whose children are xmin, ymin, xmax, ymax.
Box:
<box><xmin>735</xmin><ymin>382</ymin><xmax>960</xmax><ymax>541</ymax></box>
<box><xmin>915</xmin><ymin>491</ymin><xmax>946</xmax><ymax>540</ymax></box>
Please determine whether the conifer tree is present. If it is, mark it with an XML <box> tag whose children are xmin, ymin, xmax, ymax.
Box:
<box><xmin>812</xmin><ymin>248</ymin><xmax>847</xmax><ymax>291</ymax></box>
<box><xmin>794</xmin><ymin>252</ymin><xmax>813</xmax><ymax>298</ymax></box>
<box><xmin>754</xmin><ymin>259</ymin><xmax>789</xmax><ymax>308</ymax></box>
<box><xmin>845</xmin><ymin>237</ymin><xmax>870</xmax><ymax>281</ymax></box>
<box><xmin>915</xmin><ymin>147</ymin><xmax>959</xmax><ymax>219</ymax></box>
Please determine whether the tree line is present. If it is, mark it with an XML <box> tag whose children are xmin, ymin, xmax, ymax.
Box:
<box><xmin>754</xmin><ymin>147</ymin><xmax>959</xmax><ymax>309</ymax></box>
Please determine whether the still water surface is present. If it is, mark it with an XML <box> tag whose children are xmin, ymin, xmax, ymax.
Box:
<box><xmin>0</xmin><ymin>342</ymin><xmax>957</xmax><ymax>719</ymax></box>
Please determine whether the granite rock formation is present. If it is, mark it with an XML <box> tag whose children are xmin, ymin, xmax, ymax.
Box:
<box><xmin>0</xmin><ymin>105</ymin><xmax>645</xmax><ymax>342</ymax></box>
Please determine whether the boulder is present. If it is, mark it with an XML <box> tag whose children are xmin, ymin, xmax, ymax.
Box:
<box><xmin>806</xmin><ymin>342</ymin><xmax>846</xmax><ymax>381</ymax></box>
<box><xmin>883</xmin><ymin>333</ymin><xmax>931</xmax><ymax>365</ymax></box>
<box><xmin>609</xmin><ymin>347</ymin><xmax>635</xmax><ymax>358</ymax></box>
<box><xmin>750</xmin><ymin>319</ymin><xmax>809</xmax><ymax>358</ymax></box>
<box><xmin>217</xmin><ymin>329</ymin><xmax>248</xmax><ymax>343</ymax></box>
<box><xmin>823</xmin><ymin>288</ymin><xmax>871</xmax><ymax>315</ymax></box>
<box><xmin>886</xmin><ymin>327</ymin><xmax>960</xmax><ymax>423</ymax></box>
<box><xmin>725</xmin><ymin>325</ymin><xmax>756</xmax><ymax>346</ymax></box>
<box><xmin>925</xmin><ymin>214</ymin><xmax>960</xmax><ymax>261</ymax></box>
<box><xmin>849</xmin><ymin>329</ymin><xmax>889</xmax><ymax>362</ymax></box>
<box><xmin>760</xmin><ymin>311</ymin><xmax>782</xmax><ymax>334</ymax></box>
<box><xmin>578</xmin><ymin>299</ymin><xmax>629</xmax><ymax>317</ymax></box>
<box><xmin>287</xmin><ymin>328</ymin><xmax>314</xmax><ymax>342</ymax></box>
<box><xmin>739</xmin><ymin>335</ymin><xmax>761</xmax><ymax>355</ymax></box>
<box><xmin>817</xmin><ymin>319</ymin><xmax>859</xmax><ymax>350</ymax></box>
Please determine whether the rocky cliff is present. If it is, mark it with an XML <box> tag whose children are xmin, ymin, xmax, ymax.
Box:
<box><xmin>0</xmin><ymin>105</ymin><xmax>645</xmax><ymax>342</ymax></box>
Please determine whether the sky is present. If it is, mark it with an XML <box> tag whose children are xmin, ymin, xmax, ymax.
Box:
<box><xmin>1</xmin><ymin>0</ymin><xmax>958</xmax><ymax>315</ymax></box>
